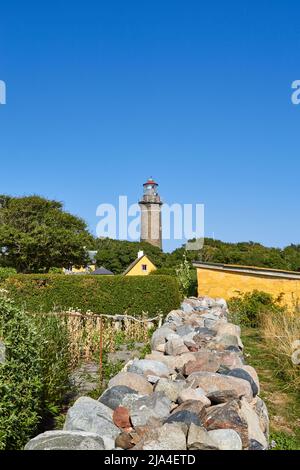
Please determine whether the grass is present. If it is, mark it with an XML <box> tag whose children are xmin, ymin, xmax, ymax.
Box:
<box><xmin>242</xmin><ymin>327</ymin><xmax>300</xmax><ymax>450</ymax></box>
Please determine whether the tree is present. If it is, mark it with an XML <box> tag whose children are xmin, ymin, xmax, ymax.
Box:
<box><xmin>0</xmin><ymin>195</ymin><xmax>93</xmax><ymax>273</ymax></box>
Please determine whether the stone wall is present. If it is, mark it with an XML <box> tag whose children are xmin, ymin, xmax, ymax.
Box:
<box><xmin>25</xmin><ymin>296</ymin><xmax>269</xmax><ymax>450</ymax></box>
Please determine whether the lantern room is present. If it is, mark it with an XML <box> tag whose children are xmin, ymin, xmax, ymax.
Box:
<box><xmin>143</xmin><ymin>177</ymin><xmax>159</xmax><ymax>196</ymax></box>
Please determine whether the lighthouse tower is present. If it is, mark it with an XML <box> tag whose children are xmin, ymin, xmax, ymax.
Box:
<box><xmin>139</xmin><ymin>178</ymin><xmax>163</xmax><ymax>249</ymax></box>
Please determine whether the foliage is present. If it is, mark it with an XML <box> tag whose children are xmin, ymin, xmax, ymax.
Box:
<box><xmin>165</xmin><ymin>238</ymin><xmax>300</xmax><ymax>272</ymax></box>
<box><xmin>0</xmin><ymin>267</ymin><xmax>17</xmax><ymax>284</ymax></box>
<box><xmin>93</xmin><ymin>237</ymin><xmax>166</xmax><ymax>274</ymax></box>
<box><xmin>48</xmin><ymin>267</ymin><xmax>63</xmax><ymax>274</ymax></box>
<box><xmin>0</xmin><ymin>296</ymin><xmax>43</xmax><ymax>450</ymax></box>
<box><xmin>196</xmin><ymin>238</ymin><xmax>300</xmax><ymax>272</ymax></box>
<box><xmin>150</xmin><ymin>267</ymin><xmax>177</xmax><ymax>275</ymax></box>
<box><xmin>228</xmin><ymin>290</ymin><xmax>284</xmax><ymax>327</ymax></box>
<box><xmin>270</xmin><ymin>431</ymin><xmax>299</xmax><ymax>450</ymax></box>
<box><xmin>34</xmin><ymin>314</ymin><xmax>71</xmax><ymax>411</ymax></box>
<box><xmin>0</xmin><ymin>294</ymin><xmax>72</xmax><ymax>449</ymax></box>
<box><xmin>175</xmin><ymin>253</ymin><xmax>194</xmax><ymax>297</ymax></box>
<box><xmin>4</xmin><ymin>274</ymin><xmax>181</xmax><ymax>317</ymax></box>
<box><xmin>0</xmin><ymin>195</ymin><xmax>93</xmax><ymax>273</ymax></box>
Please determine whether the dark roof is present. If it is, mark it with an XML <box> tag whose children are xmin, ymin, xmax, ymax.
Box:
<box><xmin>192</xmin><ymin>261</ymin><xmax>300</xmax><ymax>280</ymax></box>
<box><xmin>92</xmin><ymin>266</ymin><xmax>114</xmax><ymax>275</ymax></box>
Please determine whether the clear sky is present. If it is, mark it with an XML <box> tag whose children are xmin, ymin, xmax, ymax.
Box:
<box><xmin>0</xmin><ymin>0</ymin><xmax>299</xmax><ymax>252</ymax></box>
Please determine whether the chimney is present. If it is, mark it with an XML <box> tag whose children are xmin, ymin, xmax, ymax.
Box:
<box><xmin>137</xmin><ymin>250</ymin><xmax>144</xmax><ymax>259</ymax></box>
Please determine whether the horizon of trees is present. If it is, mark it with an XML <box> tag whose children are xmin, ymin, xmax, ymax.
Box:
<box><xmin>1</xmin><ymin>194</ymin><xmax>300</xmax><ymax>274</ymax></box>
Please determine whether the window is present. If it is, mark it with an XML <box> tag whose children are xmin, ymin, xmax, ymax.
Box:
<box><xmin>142</xmin><ymin>264</ymin><xmax>147</xmax><ymax>271</ymax></box>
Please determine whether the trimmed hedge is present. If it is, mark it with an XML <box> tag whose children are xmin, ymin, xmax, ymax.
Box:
<box><xmin>4</xmin><ymin>274</ymin><xmax>181</xmax><ymax>316</ymax></box>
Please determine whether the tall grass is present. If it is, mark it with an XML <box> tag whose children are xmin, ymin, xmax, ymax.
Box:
<box><xmin>228</xmin><ymin>290</ymin><xmax>300</xmax><ymax>393</ymax></box>
<box><xmin>260</xmin><ymin>308</ymin><xmax>300</xmax><ymax>392</ymax></box>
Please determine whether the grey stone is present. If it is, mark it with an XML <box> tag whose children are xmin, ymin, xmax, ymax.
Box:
<box><xmin>165</xmin><ymin>337</ymin><xmax>189</xmax><ymax>356</ymax></box>
<box><xmin>202</xmin><ymin>399</ymin><xmax>249</xmax><ymax>448</ymax></box>
<box><xmin>218</xmin><ymin>333</ymin><xmax>243</xmax><ymax>350</ymax></box>
<box><xmin>127</xmin><ymin>359</ymin><xmax>170</xmax><ymax>378</ymax></box>
<box><xmin>122</xmin><ymin>391</ymin><xmax>172</xmax><ymax>427</ymax></box>
<box><xmin>108</xmin><ymin>372</ymin><xmax>153</xmax><ymax>395</ymax></box>
<box><xmin>224</xmin><ymin>368</ymin><xmax>259</xmax><ymax>396</ymax></box>
<box><xmin>176</xmin><ymin>325</ymin><xmax>194</xmax><ymax>337</ymax></box>
<box><xmin>154</xmin><ymin>378</ymin><xmax>186</xmax><ymax>402</ymax></box>
<box><xmin>254</xmin><ymin>397</ymin><xmax>269</xmax><ymax>440</ymax></box>
<box><xmin>165</xmin><ymin>309</ymin><xmax>185</xmax><ymax>326</ymax></box>
<box><xmin>225</xmin><ymin>345</ymin><xmax>241</xmax><ymax>353</ymax></box>
<box><xmin>186</xmin><ymin>371</ymin><xmax>253</xmax><ymax>402</ymax></box>
<box><xmin>180</xmin><ymin>301</ymin><xmax>195</xmax><ymax>313</ymax></box>
<box><xmin>151</xmin><ymin>326</ymin><xmax>175</xmax><ymax>350</ymax></box>
<box><xmin>206</xmin><ymin>389</ymin><xmax>240</xmax><ymax>404</ymax></box>
<box><xmin>248</xmin><ymin>439</ymin><xmax>266</xmax><ymax>450</ymax></box>
<box><xmin>195</xmin><ymin>327</ymin><xmax>217</xmax><ymax>337</ymax></box>
<box><xmin>99</xmin><ymin>385</ymin><xmax>137</xmax><ymax>410</ymax></box>
<box><xmin>147</xmin><ymin>375</ymin><xmax>161</xmax><ymax>384</ymax></box>
<box><xmin>187</xmin><ymin>424</ymin><xmax>218</xmax><ymax>450</ymax></box>
<box><xmin>133</xmin><ymin>423</ymin><xmax>187</xmax><ymax>450</ymax></box>
<box><xmin>24</xmin><ymin>430</ymin><xmax>105</xmax><ymax>450</ymax></box>
<box><xmin>63</xmin><ymin>396</ymin><xmax>120</xmax><ymax>449</ymax></box>
<box><xmin>164</xmin><ymin>410</ymin><xmax>202</xmax><ymax>427</ymax></box>
<box><xmin>208</xmin><ymin>429</ymin><xmax>243</xmax><ymax>450</ymax></box>
<box><xmin>240</xmin><ymin>398</ymin><xmax>268</xmax><ymax>449</ymax></box>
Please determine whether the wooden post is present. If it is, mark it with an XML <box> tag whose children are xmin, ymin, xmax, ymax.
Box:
<box><xmin>99</xmin><ymin>316</ymin><xmax>103</xmax><ymax>385</ymax></box>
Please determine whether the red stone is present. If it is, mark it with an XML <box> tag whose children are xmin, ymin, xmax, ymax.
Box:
<box><xmin>113</xmin><ymin>406</ymin><xmax>132</xmax><ymax>431</ymax></box>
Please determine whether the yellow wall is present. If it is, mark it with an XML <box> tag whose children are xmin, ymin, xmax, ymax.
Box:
<box><xmin>196</xmin><ymin>267</ymin><xmax>300</xmax><ymax>308</ymax></box>
<box><xmin>125</xmin><ymin>256</ymin><xmax>157</xmax><ymax>276</ymax></box>
<box><xmin>70</xmin><ymin>265</ymin><xmax>96</xmax><ymax>273</ymax></box>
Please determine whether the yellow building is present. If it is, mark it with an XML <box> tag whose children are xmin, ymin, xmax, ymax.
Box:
<box><xmin>193</xmin><ymin>262</ymin><xmax>300</xmax><ymax>308</ymax></box>
<box><xmin>124</xmin><ymin>251</ymin><xmax>157</xmax><ymax>276</ymax></box>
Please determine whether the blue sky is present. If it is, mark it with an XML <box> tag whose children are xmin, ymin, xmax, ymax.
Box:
<box><xmin>0</xmin><ymin>0</ymin><xmax>299</xmax><ymax>252</ymax></box>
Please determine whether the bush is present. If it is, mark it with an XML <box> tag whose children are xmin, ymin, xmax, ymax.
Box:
<box><xmin>0</xmin><ymin>294</ymin><xmax>71</xmax><ymax>449</ymax></box>
<box><xmin>4</xmin><ymin>274</ymin><xmax>181</xmax><ymax>317</ymax></box>
<box><xmin>150</xmin><ymin>267</ymin><xmax>177</xmax><ymax>276</ymax></box>
<box><xmin>34</xmin><ymin>314</ymin><xmax>71</xmax><ymax>414</ymax></box>
<box><xmin>0</xmin><ymin>267</ymin><xmax>17</xmax><ymax>284</ymax></box>
<box><xmin>0</xmin><ymin>295</ymin><xmax>43</xmax><ymax>449</ymax></box>
<box><xmin>228</xmin><ymin>290</ymin><xmax>284</xmax><ymax>327</ymax></box>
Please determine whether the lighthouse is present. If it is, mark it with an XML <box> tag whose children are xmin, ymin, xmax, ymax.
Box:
<box><xmin>139</xmin><ymin>178</ymin><xmax>163</xmax><ymax>249</ymax></box>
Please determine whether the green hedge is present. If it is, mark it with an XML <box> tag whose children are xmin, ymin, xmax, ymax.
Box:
<box><xmin>150</xmin><ymin>267</ymin><xmax>177</xmax><ymax>276</ymax></box>
<box><xmin>4</xmin><ymin>274</ymin><xmax>181</xmax><ymax>316</ymax></box>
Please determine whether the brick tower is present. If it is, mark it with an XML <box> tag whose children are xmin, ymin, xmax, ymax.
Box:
<box><xmin>139</xmin><ymin>178</ymin><xmax>163</xmax><ymax>249</ymax></box>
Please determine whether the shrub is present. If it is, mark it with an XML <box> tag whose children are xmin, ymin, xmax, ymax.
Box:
<box><xmin>0</xmin><ymin>295</ymin><xmax>71</xmax><ymax>449</ymax></box>
<box><xmin>150</xmin><ymin>267</ymin><xmax>177</xmax><ymax>276</ymax></box>
<box><xmin>175</xmin><ymin>254</ymin><xmax>198</xmax><ymax>298</ymax></box>
<box><xmin>0</xmin><ymin>267</ymin><xmax>17</xmax><ymax>284</ymax></box>
<box><xmin>4</xmin><ymin>274</ymin><xmax>180</xmax><ymax>317</ymax></box>
<box><xmin>0</xmin><ymin>296</ymin><xmax>43</xmax><ymax>450</ymax></box>
<box><xmin>34</xmin><ymin>314</ymin><xmax>71</xmax><ymax>414</ymax></box>
<box><xmin>228</xmin><ymin>290</ymin><xmax>284</xmax><ymax>327</ymax></box>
